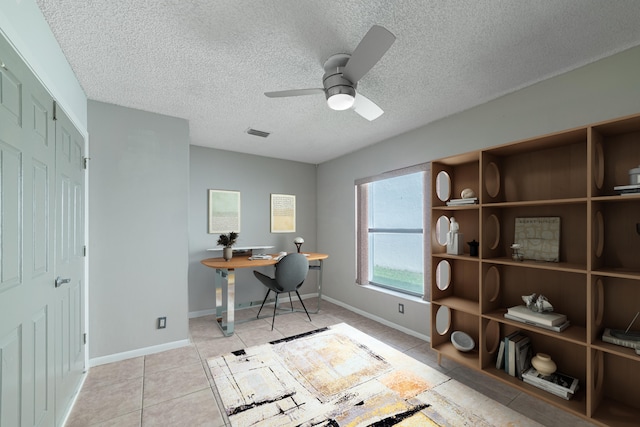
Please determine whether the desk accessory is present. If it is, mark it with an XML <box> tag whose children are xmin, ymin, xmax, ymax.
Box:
<box><xmin>217</xmin><ymin>231</ymin><xmax>238</xmax><ymax>261</ymax></box>
<box><xmin>249</xmin><ymin>254</ymin><xmax>272</xmax><ymax>260</ymax></box>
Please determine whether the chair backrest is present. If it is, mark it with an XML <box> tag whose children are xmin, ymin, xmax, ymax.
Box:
<box><xmin>274</xmin><ymin>253</ymin><xmax>309</xmax><ymax>292</ymax></box>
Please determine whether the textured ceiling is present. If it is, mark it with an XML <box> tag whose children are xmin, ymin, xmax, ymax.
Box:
<box><xmin>37</xmin><ymin>1</ymin><xmax>640</xmax><ymax>164</ymax></box>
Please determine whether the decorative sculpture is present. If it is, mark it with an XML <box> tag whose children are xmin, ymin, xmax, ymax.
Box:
<box><xmin>522</xmin><ymin>293</ymin><xmax>554</xmax><ymax>313</ymax></box>
<box><xmin>446</xmin><ymin>217</ymin><xmax>464</xmax><ymax>255</ymax></box>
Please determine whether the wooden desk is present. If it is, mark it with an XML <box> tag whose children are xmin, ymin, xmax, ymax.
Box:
<box><xmin>201</xmin><ymin>252</ymin><xmax>329</xmax><ymax>336</ymax></box>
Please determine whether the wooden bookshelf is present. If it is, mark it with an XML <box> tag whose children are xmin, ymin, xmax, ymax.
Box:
<box><xmin>431</xmin><ymin>112</ymin><xmax>640</xmax><ymax>426</ymax></box>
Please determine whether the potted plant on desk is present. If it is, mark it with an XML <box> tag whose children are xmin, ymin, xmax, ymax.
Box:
<box><xmin>217</xmin><ymin>231</ymin><xmax>238</xmax><ymax>261</ymax></box>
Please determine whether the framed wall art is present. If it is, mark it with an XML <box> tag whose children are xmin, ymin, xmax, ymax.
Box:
<box><xmin>208</xmin><ymin>189</ymin><xmax>241</xmax><ymax>233</ymax></box>
<box><xmin>514</xmin><ymin>217</ymin><xmax>560</xmax><ymax>262</ymax></box>
<box><xmin>270</xmin><ymin>193</ymin><xmax>296</xmax><ymax>233</ymax></box>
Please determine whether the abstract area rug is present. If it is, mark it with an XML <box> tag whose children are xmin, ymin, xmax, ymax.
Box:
<box><xmin>207</xmin><ymin>323</ymin><xmax>541</xmax><ymax>426</ymax></box>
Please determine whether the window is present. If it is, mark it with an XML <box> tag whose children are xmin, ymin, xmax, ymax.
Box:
<box><xmin>356</xmin><ymin>164</ymin><xmax>430</xmax><ymax>298</ymax></box>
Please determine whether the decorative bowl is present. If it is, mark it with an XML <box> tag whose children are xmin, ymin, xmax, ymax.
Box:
<box><xmin>451</xmin><ymin>331</ymin><xmax>475</xmax><ymax>352</ymax></box>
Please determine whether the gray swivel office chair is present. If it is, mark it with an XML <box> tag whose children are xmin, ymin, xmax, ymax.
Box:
<box><xmin>254</xmin><ymin>253</ymin><xmax>311</xmax><ymax>330</ymax></box>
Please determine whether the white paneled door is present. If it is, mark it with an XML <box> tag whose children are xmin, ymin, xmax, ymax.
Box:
<box><xmin>0</xmin><ymin>34</ymin><xmax>85</xmax><ymax>427</ymax></box>
<box><xmin>53</xmin><ymin>100</ymin><xmax>86</xmax><ymax>426</ymax></box>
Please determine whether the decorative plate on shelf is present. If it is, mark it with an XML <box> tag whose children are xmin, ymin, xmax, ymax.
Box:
<box><xmin>451</xmin><ymin>331</ymin><xmax>475</xmax><ymax>352</ymax></box>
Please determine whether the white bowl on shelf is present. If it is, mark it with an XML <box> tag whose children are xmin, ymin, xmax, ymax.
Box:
<box><xmin>451</xmin><ymin>331</ymin><xmax>475</xmax><ymax>352</ymax></box>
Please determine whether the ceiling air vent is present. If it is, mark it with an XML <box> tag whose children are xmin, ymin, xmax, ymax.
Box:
<box><xmin>246</xmin><ymin>128</ymin><xmax>270</xmax><ymax>138</ymax></box>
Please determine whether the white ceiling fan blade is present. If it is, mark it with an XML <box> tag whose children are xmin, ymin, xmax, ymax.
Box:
<box><xmin>265</xmin><ymin>88</ymin><xmax>324</xmax><ymax>98</ymax></box>
<box><xmin>342</xmin><ymin>25</ymin><xmax>396</xmax><ymax>84</ymax></box>
<box><xmin>353</xmin><ymin>93</ymin><xmax>384</xmax><ymax>121</ymax></box>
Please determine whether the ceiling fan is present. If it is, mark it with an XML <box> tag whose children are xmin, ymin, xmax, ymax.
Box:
<box><xmin>265</xmin><ymin>25</ymin><xmax>396</xmax><ymax>121</ymax></box>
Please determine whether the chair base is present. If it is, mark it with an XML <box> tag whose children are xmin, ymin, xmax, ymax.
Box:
<box><xmin>257</xmin><ymin>290</ymin><xmax>312</xmax><ymax>330</ymax></box>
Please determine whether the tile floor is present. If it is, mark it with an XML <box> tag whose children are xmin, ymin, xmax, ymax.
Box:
<box><xmin>65</xmin><ymin>299</ymin><xmax>596</xmax><ymax>426</ymax></box>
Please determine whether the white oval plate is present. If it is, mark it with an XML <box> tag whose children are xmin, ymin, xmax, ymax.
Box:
<box><xmin>451</xmin><ymin>330</ymin><xmax>475</xmax><ymax>352</ymax></box>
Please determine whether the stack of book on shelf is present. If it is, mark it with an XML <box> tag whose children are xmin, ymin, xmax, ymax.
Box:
<box><xmin>496</xmin><ymin>331</ymin><xmax>531</xmax><ymax>379</ymax></box>
<box><xmin>522</xmin><ymin>368</ymin><xmax>579</xmax><ymax>400</ymax></box>
<box><xmin>504</xmin><ymin>305</ymin><xmax>570</xmax><ymax>332</ymax></box>
<box><xmin>446</xmin><ymin>197</ymin><xmax>478</xmax><ymax>206</ymax></box>
<box><xmin>602</xmin><ymin>328</ymin><xmax>640</xmax><ymax>351</ymax></box>
<box><xmin>614</xmin><ymin>183</ymin><xmax>640</xmax><ymax>195</ymax></box>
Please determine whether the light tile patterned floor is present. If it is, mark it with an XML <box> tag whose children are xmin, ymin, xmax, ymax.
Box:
<box><xmin>65</xmin><ymin>299</ymin><xmax>596</xmax><ymax>426</ymax></box>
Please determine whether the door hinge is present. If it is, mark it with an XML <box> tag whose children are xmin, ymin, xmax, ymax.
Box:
<box><xmin>83</xmin><ymin>157</ymin><xmax>90</xmax><ymax>169</ymax></box>
<box><xmin>83</xmin><ymin>245</ymin><xmax>87</xmax><ymax>257</ymax></box>
<box><xmin>53</xmin><ymin>100</ymin><xmax>58</xmax><ymax>121</ymax></box>
<box><xmin>83</xmin><ymin>333</ymin><xmax>87</xmax><ymax>345</ymax></box>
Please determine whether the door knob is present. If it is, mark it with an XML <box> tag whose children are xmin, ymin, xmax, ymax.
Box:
<box><xmin>55</xmin><ymin>276</ymin><xmax>71</xmax><ymax>288</ymax></box>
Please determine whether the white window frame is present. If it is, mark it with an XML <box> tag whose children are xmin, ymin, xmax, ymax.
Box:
<box><xmin>355</xmin><ymin>163</ymin><xmax>431</xmax><ymax>300</ymax></box>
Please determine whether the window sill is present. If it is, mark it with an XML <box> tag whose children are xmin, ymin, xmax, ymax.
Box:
<box><xmin>361</xmin><ymin>284</ymin><xmax>429</xmax><ymax>304</ymax></box>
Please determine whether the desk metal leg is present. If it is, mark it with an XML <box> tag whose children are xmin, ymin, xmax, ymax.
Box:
<box><xmin>214</xmin><ymin>268</ymin><xmax>235</xmax><ymax>336</ymax></box>
<box><xmin>215</xmin><ymin>269</ymin><xmax>224</xmax><ymax>321</ymax></box>
<box><xmin>309</xmin><ymin>260</ymin><xmax>323</xmax><ymax>314</ymax></box>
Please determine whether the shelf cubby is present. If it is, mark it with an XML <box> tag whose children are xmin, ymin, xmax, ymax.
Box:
<box><xmin>431</xmin><ymin>208</ymin><xmax>479</xmax><ymax>256</ymax></box>
<box><xmin>590</xmin><ymin>351</ymin><xmax>640</xmax><ymax>426</ymax></box>
<box><xmin>432</xmin><ymin>257</ymin><xmax>479</xmax><ymax>313</ymax></box>
<box><xmin>591</xmin><ymin>199</ymin><xmax>640</xmax><ymax>274</ymax></box>
<box><xmin>431</xmin><ymin>303</ymin><xmax>480</xmax><ymax>369</ymax></box>
<box><xmin>484</xmin><ymin>365</ymin><xmax>588</xmax><ymax>417</ymax></box>
<box><xmin>590</xmin><ymin>114</ymin><xmax>640</xmax><ymax>198</ymax></box>
<box><xmin>481</xmin><ymin>203</ymin><xmax>588</xmax><ymax>268</ymax></box>
<box><xmin>432</xmin><ymin>156</ymin><xmax>480</xmax><ymax>208</ymax></box>
<box><xmin>591</xmin><ymin>275</ymin><xmax>640</xmax><ymax>351</ymax></box>
<box><xmin>500</xmin><ymin>266</ymin><xmax>584</xmax><ymax>323</ymax></box>
<box><xmin>482</xmin><ymin>129</ymin><xmax>587</xmax><ymax>203</ymax></box>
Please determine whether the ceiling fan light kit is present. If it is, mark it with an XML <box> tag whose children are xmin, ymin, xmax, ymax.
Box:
<box><xmin>265</xmin><ymin>25</ymin><xmax>395</xmax><ymax>121</ymax></box>
<box><xmin>327</xmin><ymin>92</ymin><xmax>355</xmax><ymax>111</ymax></box>
<box><xmin>324</xmin><ymin>67</ymin><xmax>356</xmax><ymax>110</ymax></box>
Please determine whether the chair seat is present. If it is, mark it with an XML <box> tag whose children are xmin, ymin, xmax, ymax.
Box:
<box><xmin>253</xmin><ymin>253</ymin><xmax>311</xmax><ymax>329</ymax></box>
<box><xmin>253</xmin><ymin>270</ymin><xmax>284</xmax><ymax>292</ymax></box>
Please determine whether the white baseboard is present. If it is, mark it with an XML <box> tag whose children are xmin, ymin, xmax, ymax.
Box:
<box><xmin>88</xmin><ymin>339</ymin><xmax>191</xmax><ymax>367</ymax></box>
<box><xmin>321</xmin><ymin>295</ymin><xmax>431</xmax><ymax>342</ymax></box>
<box><xmin>188</xmin><ymin>308</ymin><xmax>217</xmax><ymax>318</ymax></box>
<box><xmin>59</xmin><ymin>370</ymin><xmax>88</xmax><ymax>427</ymax></box>
<box><xmin>187</xmin><ymin>293</ymin><xmax>430</xmax><ymax>342</ymax></box>
<box><xmin>188</xmin><ymin>293</ymin><xmax>319</xmax><ymax>318</ymax></box>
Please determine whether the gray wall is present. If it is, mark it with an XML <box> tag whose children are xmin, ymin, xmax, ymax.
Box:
<box><xmin>317</xmin><ymin>45</ymin><xmax>640</xmax><ymax>338</ymax></box>
<box><xmin>88</xmin><ymin>101</ymin><xmax>190</xmax><ymax>359</ymax></box>
<box><xmin>189</xmin><ymin>146</ymin><xmax>317</xmax><ymax>315</ymax></box>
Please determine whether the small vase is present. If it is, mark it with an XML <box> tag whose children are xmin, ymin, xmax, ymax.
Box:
<box><xmin>467</xmin><ymin>240</ymin><xmax>479</xmax><ymax>257</ymax></box>
<box><xmin>531</xmin><ymin>353</ymin><xmax>557</xmax><ymax>376</ymax></box>
<box><xmin>223</xmin><ymin>247</ymin><xmax>233</xmax><ymax>262</ymax></box>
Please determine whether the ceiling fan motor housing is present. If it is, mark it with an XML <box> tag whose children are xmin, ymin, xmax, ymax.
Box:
<box><xmin>323</xmin><ymin>67</ymin><xmax>356</xmax><ymax>101</ymax></box>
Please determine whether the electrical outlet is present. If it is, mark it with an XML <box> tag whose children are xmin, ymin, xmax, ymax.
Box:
<box><xmin>157</xmin><ymin>317</ymin><xmax>167</xmax><ymax>329</ymax></box>
<box><xmin>398</xmin><ymin>303</ymin><xmax>404</xmax><ymax>314</ymax></box>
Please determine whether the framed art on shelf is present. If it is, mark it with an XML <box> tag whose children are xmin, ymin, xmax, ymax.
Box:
<box><xmin>271</xmin><ymin>193</ymin><xmax>296</xmax><ymax>233</ymax></box>
<box><xmin>208</xmin><ymin>189</ymin><xmax>241</xmax><ymax>233</ymax></box>
<box><xmin>514</xmin><ymin>217</ymin><xmax>560</xmax><ymax>262</ymax></box>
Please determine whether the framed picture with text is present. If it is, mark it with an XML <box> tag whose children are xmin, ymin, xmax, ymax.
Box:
<box><xmin>208</xmin><ymin>189</ymin><xmax>241</xmax><ymax>233</ymax></box>
<box><xmin>270</xmin><ymin>193</ymin><xmax>296</xmax><ymax>233</ymax></box>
